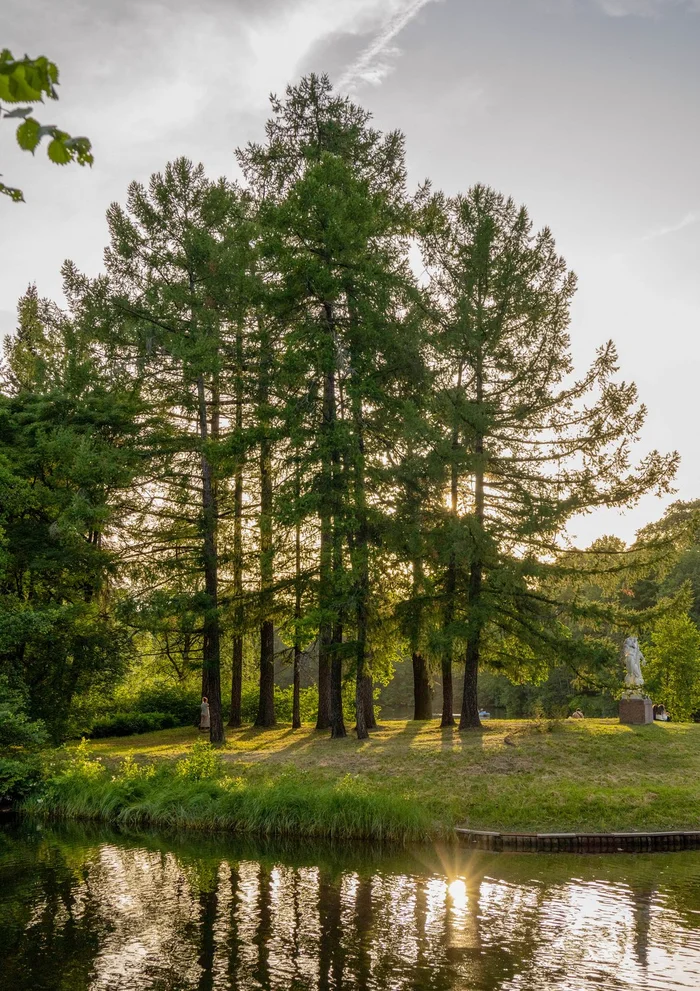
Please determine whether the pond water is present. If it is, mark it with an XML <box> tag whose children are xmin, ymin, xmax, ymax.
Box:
<box><xmin>2</xmin><ymin>821</ymin><xmax>700</xmax><ymax>990</ymax></box>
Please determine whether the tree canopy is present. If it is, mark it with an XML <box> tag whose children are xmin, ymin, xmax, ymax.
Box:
<box><xmin>0</xmin><ymin>73</ymin><xmax>689</xmax><ymax>741</ymax></box>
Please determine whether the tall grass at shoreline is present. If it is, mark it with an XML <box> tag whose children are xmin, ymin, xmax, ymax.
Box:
<box><xmin>22</xmin><ymin>720</ymin><xmax>700</xmax><ymax>839</ymax></box>
<box><xmin>23</xmin><ymin>741</ymin><xmax>442</xmax><ymax>843</ymax></box>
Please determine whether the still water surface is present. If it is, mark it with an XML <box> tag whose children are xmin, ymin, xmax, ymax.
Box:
<box><xmin>2</xmin><ymin>821</ymin><xmax>700</xmax><ymax>990</ymax></box>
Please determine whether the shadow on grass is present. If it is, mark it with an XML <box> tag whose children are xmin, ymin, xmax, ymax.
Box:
<box><xmin>224</xmin><ymin>725</ymin><xmax>335</xmax><ymax>764</ymax></box>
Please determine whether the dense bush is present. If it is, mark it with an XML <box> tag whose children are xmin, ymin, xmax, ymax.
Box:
<box><xmin>115</xmin><ymin>682</ymin><xmax>201</xmax><ymax>725</ymax></box>
<box><xmin>175</xmin><ymin>740</ymin><xmax>223</xmax><ymax>781</ymax></box>
<box><xmin>0</xmin><ymin>676</ymin><xmax>48</xmax><ymax>803</ymax></box>
<box><xmin>88</xmin><ymin>711</ymin><xmax>178</xmax><ymax>738</ymax></box>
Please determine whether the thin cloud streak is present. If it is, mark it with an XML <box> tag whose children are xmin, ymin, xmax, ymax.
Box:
<box><xmin>607</xmin><ymin>210</ymin><xmax>700</xmax><ymax>263</ymax></box>
<box><xmin>595</xmin><ymin>0</ymin><xmax>700</xmax><ymax>16</ymax></box>
<box><xmin>337</xmin><ymin>0</ymin><xmax>440</xmax><ymax>90</ymax></box>
<box><xmin>640</xmin><ymin>211</ymin><xmax>700</xmax><ymax>241</ymax></box>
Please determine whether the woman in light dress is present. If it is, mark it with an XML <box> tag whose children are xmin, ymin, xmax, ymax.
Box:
<box><xmin>199</xmin><ymin>696</ymin><xmax>210</xmax><ymax>732</ymax></box>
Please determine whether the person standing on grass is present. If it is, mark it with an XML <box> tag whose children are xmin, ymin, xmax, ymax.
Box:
<box><xmin>200</xmin><ymin>697</ymin><xmax>210</xmax><ymax>732</ymax></box>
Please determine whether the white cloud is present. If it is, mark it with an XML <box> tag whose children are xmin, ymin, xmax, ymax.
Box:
<box><xmin>640</xmin><ymin>210</ymin><xmax>700</xmax><ymax>241</ymax></box>
<box><xmin>609</xmin><ymin>209</ymin><xmax>700</xmax><ymax>260</ymax></box>
<box><xmin>595</xmin><ymin>0</ymin><xmax>700</xmax><ymax>15</ymax></box>
<box><xmin>0</xmin><ymin>0</ymin><xmax>441</xmax><ymax>320</ymax></box>
<box><xmin>336</xmin><ymin>0</ymin><xmax>442</xmax><ymax>90</ymax></box>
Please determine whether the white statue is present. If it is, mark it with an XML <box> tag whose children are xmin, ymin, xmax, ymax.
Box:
<box><xmin>623</xmin><ymin>636</ymin><xmax>646</xmax><ymax>691</ymax></box>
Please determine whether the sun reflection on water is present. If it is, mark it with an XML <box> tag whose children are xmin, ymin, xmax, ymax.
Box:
<box><xmin>3</xmin><ymin>829</ymin><xmax>700</xmax><ymax>991</ymax></box>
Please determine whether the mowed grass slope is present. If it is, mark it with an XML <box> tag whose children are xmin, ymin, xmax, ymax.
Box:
<box><xmin>76</xmin><ymin>718</ymin><xmax>700</xmax><ymax>837</ymax></box>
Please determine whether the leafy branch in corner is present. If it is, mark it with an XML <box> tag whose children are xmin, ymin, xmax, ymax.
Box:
<box><xmin>0</xmin><ymin>48</ymin><xmax>93</xmax><ymax>202</ymax></box>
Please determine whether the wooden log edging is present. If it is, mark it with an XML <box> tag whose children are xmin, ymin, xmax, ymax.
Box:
<box><xmin>455</xmin><ymin>827</ymin><xmax>700</xmax><ymax>854</ymax></box>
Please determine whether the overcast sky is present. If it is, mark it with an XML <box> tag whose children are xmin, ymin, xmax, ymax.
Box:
<box><xmin>3</xmin><ymin>0</ymin><xmax>699</xmax><ymax>546</ymax></box>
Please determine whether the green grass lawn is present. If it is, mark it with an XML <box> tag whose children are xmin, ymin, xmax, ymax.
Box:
<box><xmin>71</xmin><ymin>717</ymin><xmax>700</xmax><ymax>837</ymax></box>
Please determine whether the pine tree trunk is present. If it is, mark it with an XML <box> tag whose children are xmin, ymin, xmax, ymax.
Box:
<box><xmin>360</xmin><ymin>673</ymin><xmax>376</xmax><ymax>729</ymax></box>
<box><xmin>256</xmin><ymin>324</ymin><xmax>275</xmax><ymax>728</ymax></box>
<box><xmin>441</xmin><ymin>369</ymin><xmax>463</xmax><ymax>729</ymax></box>
<box><xmin>256</xmin><ymin>619</ymin><xmax>276</xmax><ymax>727</ymax></box>
<box><xmin>352</xmin><ymin>403</ymin><xmax>370</xmax><ymax>742</ymax></box>
<box><xmin>316</xmin><ymin>625</ymin><xmax>332</xmax><ymax>730</ymax></box>
<box><xmin>330</xmin><ymin>618</ymin><xmax>346</xmax><ymax>738</ymax></box>
<box><xmin>460</xmin><ymin>357</ymin><xmax>483</xmax><ymax>731</ymax></box>
<box><xmin>460</xmin><ymin>623</ymin><xmax>482</xmax><ymax>729</ymax></box>
<box><xmin>292</xmin><ymin>643</ymin><xmax>301</xmax><ymax>729</ymax></box>
<box><xmin>197</xmin><ymin>373</ymin><xmax>224</xmax><ymax>744</ymax></box>
<box><xmin>229</xmin><ymin>322</ymin><xmax>245</xmax><ymax>728</ymax></box>
<box><xmin>460</xmin><ymin>552</ymin><xmax>483</xmax><ymax>729</ymax></box>
<box><xmin>292</xmin><ymin>474</ymin><xmax>302</xmax><ymax>731</ymax></box>
<box><xmin>329</xmin><ymin>428</ymin><xmax>346</xmax><ymax>738</ymax></box>
<box><xmin>229</xmin><ymin>636</ymin><xmax>242</xmax><ymax>728</ymax></box>
<box><xmin>441</xmin><ymin>553</ymin><xmax>456</xmax><ymax>728</ymax></box>
<box><xmin>409</xmin><ymin>554</ymin><xmax>431</xmax><ymax>722</ymax></box>
<box><xmin>412</xmin><ymin>652</ymin><xmax>432</xmax><ymax>720</ymax></box>
<box><xmin>316</xmin><ymin>310</ymin><xmax>336</xmax><ymax>730</ymax></box>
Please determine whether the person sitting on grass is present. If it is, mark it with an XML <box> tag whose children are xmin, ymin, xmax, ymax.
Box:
<box><xmin>200</xmin><ymin>696</ymin><xmax>210</xmax><ymax>732</ymax></box>
<box><xmin>569</xmin><ymin>709</ymin><xmax>584</xmax><ymax>719</ymax></box>
<box><xmin>654</xmin><ymin>704</ymin><xmax>671</xmax><ymax>722</ymax></box>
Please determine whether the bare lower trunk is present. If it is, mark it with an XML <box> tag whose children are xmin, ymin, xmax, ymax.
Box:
<box><xmin>355</xmin><ymin>667</ymin><xmax>368</xmax><ymax>740</ymax></box>
<box><xmin>460</xmin><ymin>634</ymin><xmax>481</xmax><ymax>729</ymax></box>
<box><xmin>460</xmin><ymin>355</ymin><xmax>484</xmax><ymax>731</ymax></box>
<box><xmin>317</xmin><ymin>324</ymin><xmax>336</xmax><ymax>731</ymax></box>
<box><xmin>330</xmin><ymin>620</ymin><xmax>346</xmax><ymax>738</ymax></box>
<box><xmin>292</xmin><ymin>643</ymin><xmax>301</xmax><ymax>729</ymax></box>
<box><xmin>292</xmin><ymin>482</ymin><xmax>302</xmax><ymax>731</ymax></box>
<box><xmin>351</xmin><ymin>399</ymin><xmax>370</xmax><ymax>742</ymax></box>
<box><xmin>360</xmin><ymin>673</ymin><xmax>376</xmax><ymax>730</ymax></box>
<box><xmin>440</xmin><ymin>658</ymin><xmax>454</xmax><ymax>727</ymax></box>
<box><xmin>316</xmin><ymin>633</ymin><xmax>332</xmax><ymax>730</ymax></box>
<box><xmin>229</xmin><ymin>326</ymin><xmax>244</xmax><ymax>729</ymax></box>
<box><xmin>197</xmin><ymin>373</ymin><xmax>224</xmax><ymax>744</ymax></box>
<box><xmin>200</xmin><ymin>538</ymin><xmax>223</xmax><ymax>746</ymax></box>
<box><xmin>256</xmin><ymin>619</ymin><xmax>276</xmax><ymax>727</ymax></box>
<box><xmin>460</xmin><ymin>557</ymin><xmax>483</xmax><ymax>729</ymax></box>
<box><xmin>412</xmin><ymin>652</ymin><xmax>432</xmax><ymax>720</ymax></box>
<box><xmin>256</xmin><ymin>325</ymin><xmax>275</xmax><ymax>728</ymax></box>
<box><xmin>229</xmin><ymin>635</ymin><xmax>243</xmax><ymax>728</ymax></box>
<box><xmin>353</xmin><ymin>517</ymin><xmax>370</xmax><ymax>740</ymax></box>
<box><xmin>441</xmin><ymin>364</ymin><xmax>463</xmax><ymax>730</ymax></box>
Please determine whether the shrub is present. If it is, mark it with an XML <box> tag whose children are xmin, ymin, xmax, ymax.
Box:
<box><xmin>175</xmin><ymin>740</ymin><xmax>222</xmax><ymax>781</ymax></box>
<box><xmin>108</xmin><ymin>681</ymin><xmax>201</xmax><ymax>725</ymax></box>
<box><xmin>88</xmin><ymin>712</ymin><xmax>177</xmax><ymax>738</ymax></box>
<box><xmin>59</xmin><ymin>737</ymin><xmax>106</xmax><ymax>782</ymax></box>
<box><xmin>116</xmin><ymin>753</ymin><xmax>156</xmax><ymax>781</ymax></box>
<box><xmin>0</xmin><ymin>675</ymin><xmax>48</xmax><ymax>803</ymax></box>
<box><xmin>127</xmin><ymin>683</ymin><xmax>201</xmax><ymax>724</ymax></box>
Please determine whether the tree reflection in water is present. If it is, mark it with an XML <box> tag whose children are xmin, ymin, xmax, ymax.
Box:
<box><xmin>2</xmin><ymin>823</ymin><xmax>700</xmax><ymax>990</ymax></box>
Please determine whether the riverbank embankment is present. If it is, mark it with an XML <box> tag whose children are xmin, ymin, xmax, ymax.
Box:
<box><xmin>23</xmin><ymin>719</ymin><xmax>700</xmax><ymax>843</ymax></box>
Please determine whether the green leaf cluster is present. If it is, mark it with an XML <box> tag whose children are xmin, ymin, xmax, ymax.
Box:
<box><xmin>0</xmin><ymin>48</ymin><xmax>93</xmax><ymax>202</ymax></box>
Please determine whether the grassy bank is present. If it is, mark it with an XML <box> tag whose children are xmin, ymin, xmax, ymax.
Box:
<box><xmin>24</xmin><ymin>718</ymin><xmax>700</xmax><ymax>842</ymax></box>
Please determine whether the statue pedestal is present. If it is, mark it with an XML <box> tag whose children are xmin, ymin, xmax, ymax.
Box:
<box><xmin>619</xmin><ymin>696</ymin><xmax>653</xmax><ymax>725</ymax></box>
